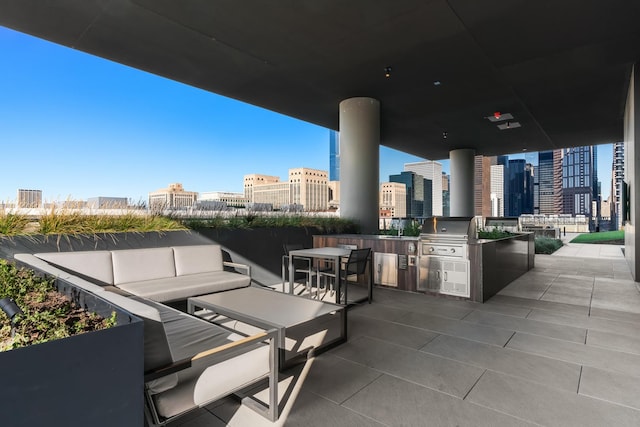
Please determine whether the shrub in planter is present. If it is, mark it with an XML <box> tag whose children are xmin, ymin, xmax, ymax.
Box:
<box><xmin>0</xmin><ymin>259</ymin><xmax>144</xmax><ymax>427</ymax></box>
<box><xmin>535</xmin><ymin>236</ymin><xmax>563</xmax><ymax>254</ymax></box>
<box><xmin>477</xmin><ymin>227</ymin><xmax>514</xmax><ymax>239</ymax></box>
<box><xmin>0</xmin><ymin>259</ymin><xmax>115</xmax><ymax>351</ymax></box>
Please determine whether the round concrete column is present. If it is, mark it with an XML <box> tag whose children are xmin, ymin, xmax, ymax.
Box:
<box><xmin>339</xmin><ymin>97</ymin><xmax>380</xmax><ymax>233</ymax></box>
<box><xmin>449</xmin><ymin>148</ymin><xmax>475</xmax><ymax>217</ymax></box>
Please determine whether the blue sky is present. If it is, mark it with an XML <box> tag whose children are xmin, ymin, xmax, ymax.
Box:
<box><xmin>0</xmin><ymin>26</ymin><xmax>613</xmax><ymax>203</ymax></box>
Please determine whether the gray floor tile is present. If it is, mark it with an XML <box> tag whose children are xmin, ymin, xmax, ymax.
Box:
<box><xmin>331</xmin><ymin>336</ymin><xmax>484</xmax><ymax>398</ymax></box>
<box><xmin>488</xmin><ymin>294</ymin><xmax>590</xmax><ymax>315</ymax></box>
<box><xmin>348</xmin><ymin>313</ymin><xmax>439</xmax><ymax>349</ymax></box>
<box><xmin>397</xmin><ymin>311</ymin><xmax>515</xmax><ymax>346</ymax></box>
<box><xmin>282</xmin><ymin>390</ymin><xmax>386</xmax><ymax>427</ymax></box>
<box><xmin>507</xmin><ymin>332</ymin><xmax>640</xmax><ymax>377</ymax></box>
<box><xmin>472</xmin><ymin>302</ymin><xmax>532</xmax><ymax>318</ymax></box>
<box><xmin>421</xmin><ymin>334</ymin><xmax>581</xmax><ymax>392</ymax></box>
<box><xmin>343</xmin><ymin>374</ymin><xmax>535</xmax><ymax>427</ymax></box>
<box><xmin>590</xmin><ymin>307</ymin><xmax>640</xmax><ymax>323</ymax></box>
<box><xmin>593</xmin><ymin>277</ymin><xmax>640</xmax><ymax>296</ymax></box>
<box><xmin>300</xmin><ymin>353</ymin><xmax>382</xmax><ymax>404</ymax></box>
<box><xmin>591</xmin><ymin>291</ymin><xmax>640</xmax><ymax>314</ymax></box>
<box><xmin>580</xmin><ymin>366</ymin><xmax>640</xmax><ymax>410</ymax></box>
<box><xmin>587</xmin><ymin>329</ymin><xmax>640</xmax><ymax>355</ymax></box>
<box><xmin>466</xmin><ymin>370</ymin><xmax>640</xmax><ymax>427</ymax></box>
<box><xmin>527</xmin><ymin>309</ymin><xmax>640</xmax><ymax>339</ymax></box>
<box><xmin>463</xmin><ymin>310</ymin><xmax>587</xmax><ymax>343</ymax></box>
<box><xmin>539</xmin><ymin>289</ymin><xmax>592</xmax><ymax>306</ymax></box>
<box><xmin>498</xmin><ymin>287</ymin><xmax>547</xmax><ymax>300</ymax></box>
<box><xmin>349</xmin><ymin>303</ymin><xmax>410</xmax><ymax>322</ymax></box>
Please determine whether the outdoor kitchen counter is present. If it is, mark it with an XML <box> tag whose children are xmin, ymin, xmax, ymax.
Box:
<box><xmin>313</xmin><ymin>234</ymin><xmax>419</xmax><ymax>292</ymax></box>
<box><xmin>469</xmin><ymin>232</ymin><xmax>535</xmax><ymax>302</ymax></box>
<box><xmin>314</xmin><ymin>233</ymin><xmax>535</xmax><ymax>302</ymax></box>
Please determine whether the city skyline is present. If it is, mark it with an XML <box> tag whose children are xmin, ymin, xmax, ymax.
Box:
<box><xmin>1</xmin><ymin>26</ymin><xmax>614</xmax><ymax>203</ymax></box>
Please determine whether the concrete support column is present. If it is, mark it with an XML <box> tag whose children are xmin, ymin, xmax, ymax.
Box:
<box><xmin>624</xmin><ymin>64</ymin><xmax>640</xmax><ymax>280</ymax></box>
<box><xmin>450</xmin><ymin>148</ymin><xmax>475</xmax><ymax>217</ymax></box>
<box><xmin>339</xmin><ymin>97</ymin><xmax>380</xmax><ymax>233</ymax></box>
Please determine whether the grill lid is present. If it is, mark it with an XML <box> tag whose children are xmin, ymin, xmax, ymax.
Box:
<box><xmin>421</xmin><ymin>217</ymin><xmax>476</xmax><ymax>238</ymax></box>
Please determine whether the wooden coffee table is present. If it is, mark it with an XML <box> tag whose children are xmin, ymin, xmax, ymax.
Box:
<box><xmin>187</xmin><ymin>286</ymin><xmax>347</xmax><ymax>368</ymax></box>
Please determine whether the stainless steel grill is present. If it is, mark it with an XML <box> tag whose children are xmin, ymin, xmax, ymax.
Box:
<box><xmin>417</xmin><ymin>217</ymin><xmax>476</xmax><ymax>297</ymax></box>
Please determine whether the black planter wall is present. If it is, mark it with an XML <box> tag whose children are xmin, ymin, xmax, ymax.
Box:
<box><xmin>0</xmin><ymin>278</ymin><xmax>144</xmax><ymax>427</ymax></box>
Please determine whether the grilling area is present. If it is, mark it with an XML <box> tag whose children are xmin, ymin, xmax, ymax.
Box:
<box><xmin>315</xmin><ymin>216</ymin><xmax>534</xmax><ymax>304</ymax></box>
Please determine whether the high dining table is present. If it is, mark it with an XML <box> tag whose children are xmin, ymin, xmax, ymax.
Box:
<box><xmin>287</xmin><ymin>247</ymin><xmax>372</xmax><ymax>305</ymax></box>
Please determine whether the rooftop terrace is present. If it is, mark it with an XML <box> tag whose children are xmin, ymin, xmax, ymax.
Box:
<box><xmin>168</xmin><ymin>237</ymin><xmax>640</xmax><ymax>426</ymax></box>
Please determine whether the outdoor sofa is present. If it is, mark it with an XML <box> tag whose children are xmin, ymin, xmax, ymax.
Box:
<box><xmin>21</xmin><ymin>244</ymin><xmax>251</xmax><ymax>302</ymax></box>
<box><xmin>14</xmin><ymin>245</ymin><xmax>279</xmax><ymax>425</ymax></box>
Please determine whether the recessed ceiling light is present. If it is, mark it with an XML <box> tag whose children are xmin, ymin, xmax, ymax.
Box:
<box><xmin>497</xmin><ymin>121</ymin><xmax>521</xmax><ymax>130</ymax></box>
<box><xmin>384</xmin><ymin>66</ymin><xmax>392</xmax><ymax>78</ymax></box>
<box><xmin>433</xmin><ymin>81</ymin><xmax>441</xmax><ymax>86</ymax></box>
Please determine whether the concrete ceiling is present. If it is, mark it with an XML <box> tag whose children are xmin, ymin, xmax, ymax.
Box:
<box><xmin>1</xmin><ymin>0</ymin><xmax>639</xmax><ymax>160</ymax></box>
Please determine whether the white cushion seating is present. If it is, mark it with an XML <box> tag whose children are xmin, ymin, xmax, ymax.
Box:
<box><xmin>14</xmin><ymin>246</ymin><xmax>277</xmax><ymax>424</ymax></box>
<box><xmin>28</xmin><ymin>245</ymin><xmax>251</xmax><ymax>302</ymax></box>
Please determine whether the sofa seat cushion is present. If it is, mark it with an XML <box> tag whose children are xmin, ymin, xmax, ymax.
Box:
<box><xmin>117</xmin><ymin>271</ymin><xmax>251</xmax><ymax>303</ymax></box>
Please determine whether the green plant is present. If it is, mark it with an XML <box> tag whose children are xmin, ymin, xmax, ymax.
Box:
<box><xmin>0</xmin><ymin>260</ymin><xmax>115</xmax><ymax>351</ymax></box>
<box><xmin>535</xmin><ymin>236</ymin><xmax>563</xmax><ymax>254</ymax></box>
<box><xmin>477</xmin><ymin>227</ymin><xmax>514</xmax><ymax>239</ymax></box>
<box><xmin>570</xmin><ymin>230</ymin><xmax>624</xmax><ymax>245</ymax></box>
<box><xmin>0</xmin><ymin>211</ymin><xmax>30</xmax><ymax>235</ymax></box>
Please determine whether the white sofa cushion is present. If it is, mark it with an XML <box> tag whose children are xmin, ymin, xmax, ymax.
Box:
<box><xmin>116</xmin><ymin>271</ymin><xmax>250</xmax><ymax>303</ymax></box>
<box><xmin>35</xmin><ymin>251</ymin><xmax>114</xmax><ymax>285</ymax></box>
<box><xmin>111</xmin><ymin>247</ymin><xmax>176</xmax><ymax>285</ymax></box>
<box><xmin>172</xmin><ymin>245</ymin><xmax>223</xmax><ymax>276</ymax></box>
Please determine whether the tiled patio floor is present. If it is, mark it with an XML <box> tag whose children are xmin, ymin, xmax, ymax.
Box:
<box><xmin>169</xmin><ymin>243</ymin><xmax>640</xmax><ymax>426</ymax></box>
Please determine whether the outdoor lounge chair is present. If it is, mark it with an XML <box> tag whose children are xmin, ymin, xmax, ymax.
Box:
<box><xmin>96</xmin><ymin>291</ymin><xmax>279</xmax><ymax>425</ymax></box>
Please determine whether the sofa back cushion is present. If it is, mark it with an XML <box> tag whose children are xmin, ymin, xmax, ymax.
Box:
<box><xmin>35</xmin><ymin>251</ymin><xmax>115</xmax><ymax>285</ymax></box>
<box><xmin>112</xmin><ymin>247</ymin><xmax>176</xmax><ymax>285</ymax></box>
<box><xmin>172</xmin><ymin>245</ymin><xmax>223</xmax><ymax>276</ymax></box>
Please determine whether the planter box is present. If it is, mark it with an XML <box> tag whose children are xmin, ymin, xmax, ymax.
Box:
<box><xmin>0</xmin><ymin>277</ymin><xmax>144</xmax><ymax>427</ymax></box>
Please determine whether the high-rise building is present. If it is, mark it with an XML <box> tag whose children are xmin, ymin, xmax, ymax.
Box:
<box><xmin>289</xmin><ymin>168</ymin><xmax>328</xmax><ymax>211</ymax></box>
<box><xmin>537</xmin><ymin>151</ymin><xmax>556</xmax><ymax>214</ymax></box>
<box><xmin>243</xmin><ymin>174</ymin><xmax>280</xmax><ymax>202</ymax></box>
<box><xmin>328</xmin><ymin>181</ymin><xmax>340</xmax><ymax>210</ymax></box>
<box><xmin>561</xmin><ymin>146</ymin><xmax>598</xmax><ymax>219</ymax></box>
<box><xmin>404</xmin><ymin>160</ymin><xmax>443</xmax><ymax>216</ymax></box>
<box><xmin>553</xmin><ymin>150</ymin><xmax>564</xmax><ymax>214</ymax></box>
<box><xmin>252</xmin><ymin>182</ymin><xmax>290</xmax><ymax>209</ymax></box>
<box><xmin>524</xmin><ymin>163</ymin><xmax>535</xmax><ymax>214</ymax></box>
<box><xmin>148</xmin><ymin>183</ymin><xmax>198</xmax><ymax>210</ymax></box>
<box><xmin>612</xmin><ymin>142</ymin><xmax>625</xmax><ymax>229</ymax></box>
<box><xmin>442</xmin><ymin>173</ymin><xmax>450</xmax><ymax>216</ymax></box>
<box><xmin>490</xmin><ymin>165</ymin><xmax>504</xmax><ymax>217</ymax></box>
<box><xmin>379</xmin><ymin>182</ymin><xmax>407</xmax><ymax>218</ymax></box>
<box><xmin>505</xmin><ymin>159</ymin><xmax>526</xmax><ymax>216</ymax></box>
<box><xmin>329</xmin><ymin>130</ymin><xmax>340</xmax><ymax>181</ymax></box>
<box><xmin>389</xmin><ymin>171</ymin><xmax>431</xmax><ymax>218</ymax></box>
<box><xmin>245</xmin><ymin>168</ymin><xmax>328</xmax><ymax>211</ymax></box>
<box><xmin>17</xmin><ymin>189</ymin><xmax>42</xmax><ymax>208</ymax></box>
<box><xmin>474</xmin><ymin>155</ymin><xmax>492</xmax><ymax>217</ymax></box>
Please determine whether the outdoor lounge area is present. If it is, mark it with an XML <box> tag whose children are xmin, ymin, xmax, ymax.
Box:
<box><xmin>163</xmin><ymin>239</ymin><xmax>640</xmax><ymax>426</ymax></box>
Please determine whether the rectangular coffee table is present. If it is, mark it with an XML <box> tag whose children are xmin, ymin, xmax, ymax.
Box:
<box><xmin>187</xmin><ymin>286</ymin><xmax>347</xmax><ymax>369</ymax></box>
